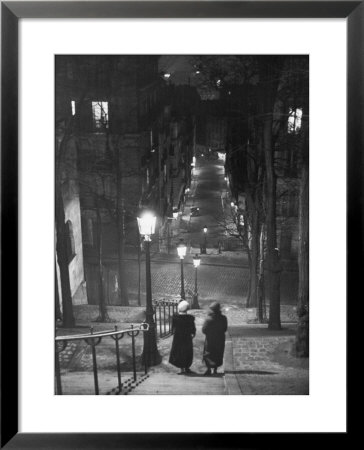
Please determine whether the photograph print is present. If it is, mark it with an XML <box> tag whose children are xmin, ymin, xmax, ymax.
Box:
<box><xmin>55</xmin><ymin>55</ymin><xmax>309</xmax><ymax>395</ymax></box>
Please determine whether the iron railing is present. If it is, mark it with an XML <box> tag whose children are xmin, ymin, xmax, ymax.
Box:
<box><xmin>55</xmin><ymin>323</ymin><xmax>149</xmax><ymax>395</ymax></box>
<box><xmin>153</xmin><ymin>299</ymin><xmax>179</xmax><ymax>338</ymax></box>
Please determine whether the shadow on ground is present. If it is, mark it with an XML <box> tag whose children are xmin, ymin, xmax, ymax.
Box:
<box><xmin>225</xmin><ymin>370</ymin><xmax>277</xmax><ymax>375</ymax></box>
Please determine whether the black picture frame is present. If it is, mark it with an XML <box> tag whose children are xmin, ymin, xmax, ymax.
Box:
<box><xmin>1</xmin><ymin>1</ymin><xmax>358</xmax><ymax>448</ymax></box>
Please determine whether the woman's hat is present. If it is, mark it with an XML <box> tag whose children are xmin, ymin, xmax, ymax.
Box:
<box><xmin>209</xmin><ymin>302</ymin><xmax>221</xmax><ymax>313</ymax></box>
<box><xmin>178</xmin><ymin>300</ymin><xmax>189</xmax><ymax>313</ymax></box>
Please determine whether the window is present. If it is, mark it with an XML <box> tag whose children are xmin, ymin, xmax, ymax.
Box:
<box><xmin>287</xmin><ymin>108</ymin><xmax>302</xmax><ymax>134</ymax></box>
<box><xmin>65</xmin><ymin>220</ymin><xmax>76</xmax><ymax>263</ymax></box>
<box><xmin>92</xmin><ymin>101</ymin><xmax>109</xmax><ymax>130</ymax></box>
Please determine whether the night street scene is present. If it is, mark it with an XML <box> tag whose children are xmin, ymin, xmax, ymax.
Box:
<box><xmin>55</xmin><ymin>55</ymin><xmax>309</xmax><ymax>395</ymax></box>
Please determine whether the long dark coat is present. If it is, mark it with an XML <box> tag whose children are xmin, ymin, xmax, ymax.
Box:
<box><xmin>169</xmin><ymin>313</ymin><xmax>196</xmax><ymax>369</ymax></box>
<box><xmin>202</xmin><ymin>312</ymin><xmax>228</xmax><ymax>368</ymax></box>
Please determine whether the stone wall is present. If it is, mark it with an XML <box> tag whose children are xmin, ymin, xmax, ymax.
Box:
<box><xmin>73</xmin><ymin>305</ymin><xmax>146</xmax><ymax>323</ymax></box>
<box><xmin>222</xmin><ymin>305</ymin><xmax>298</xmax><ymax>325</ymax></box>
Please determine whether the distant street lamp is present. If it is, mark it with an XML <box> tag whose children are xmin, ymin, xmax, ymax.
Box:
<box><xmin>137</xmin><ymin>210</ymin><xmax>160</xmax><ymax>367</ymax></box>
<box><xmin>177</xmin><ymin>239</ymin><xmax>187</xmax><ymax>300</ymax></box>
<box><xmin>192</xmin><ymin>254</ymin><xmax>201</xmax><ymax>309</ymax></box>
<box><xmin>203</xmin><ymin>226</ymin><xmax>207</xmax><ymax>250</ymax></box>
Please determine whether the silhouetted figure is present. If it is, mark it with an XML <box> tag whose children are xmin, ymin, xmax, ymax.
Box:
<box><xmin>169</xmin><ymin>300</ymin><xmax>196</xmax><ymax>374</ymax></box>
<box><xmin>202</xmin><ymin>302</ymin><xmax>228</xmax><ymax>375</ymax></box>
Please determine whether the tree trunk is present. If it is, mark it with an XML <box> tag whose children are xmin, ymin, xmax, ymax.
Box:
<box><xmin>95</xmin><ymin>200</ymin><xmax>109</xmax><ymax>322</ymax></box>
<box><xmin>245</xmin><ymin>196</ymin><xmax>260</xmax><ymax>308</ymax></box>
<box><xmin>55</xmin><ymin>263</ymin><xmax>62</xmax><ymax>321</ymax></box>
<box><xmin>116</xmin><ymin>150</ymin><xmax>129</xmax><ymax>306</ymax></box>
<box><xmin>55</xmin><ymin>186</ymin><xmax>75</xmax><ymax>328</ymax></box>
<box><xmin>263</xmin><ymin>115</ymin><xmax>282</xmax><ymax>330</ymax></box>
<box><xmin>296</xmin><ymin>130</ymin><xmax>309</xmax><ymax>356</ymax></box>
<box><xmin>246</xmin><ymin>246</ymin><xmax>252</xmax><ymax>306</ymax></box>
<box><xmin>257</xmin><ymin>224</ymin><xmax>266</xmax><ymax>322</ymax></box>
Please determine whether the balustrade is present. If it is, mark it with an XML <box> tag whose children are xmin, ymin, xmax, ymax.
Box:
<box><xmin>55</xmin><ymin>323</ymin><xmax>149</xmax><ymax>395</ymax></box>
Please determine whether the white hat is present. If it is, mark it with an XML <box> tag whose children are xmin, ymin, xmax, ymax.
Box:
<box><xmin>178</xmin><ymin>300</ymin><xmax>189</xmax><ymax>313</ymax></box>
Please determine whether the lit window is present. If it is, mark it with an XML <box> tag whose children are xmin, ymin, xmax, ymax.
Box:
<box><xmin>71</xmin><ymin>100</ymin><xmax>76</xmax><ymax>116</ymax></box>
<box><xmin>92</xmin><ymin>101</ymin><xmax>109</xmax><ymax>130</ymax></box>
<box><xmin>288</xmin><ymin>108</ymin><xmax>302</xmax><ymax>134</ymax></box>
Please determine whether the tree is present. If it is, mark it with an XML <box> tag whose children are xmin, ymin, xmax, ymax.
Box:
<box><xmin>192</xmin><ymin>55</ymin><xmax>308</xmax><ymax>331</ymax></box>
<box><xmin>256</xmin><ymin>56</ymin><xmax>284</xmax><ymax>330</ymax></box>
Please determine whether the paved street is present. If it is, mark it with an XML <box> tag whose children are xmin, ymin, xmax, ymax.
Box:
<box><xmin>93</xmin><ymin>155</ymin><xmax>298</xmax><ymax>307</ymax></box>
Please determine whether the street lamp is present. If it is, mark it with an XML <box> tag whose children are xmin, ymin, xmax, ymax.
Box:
<box><xmin>177</xmin><ymin>239</ymin><xmax>187</xmax><ymax>300</ymax></box>
<box><xmin>203</xmin><ymin>226</ymin><xmax>207</xmax><ymax>250</ymax></box>
<box><xmin>137</xmin><ymin>210</ymin><xmax>161</xmax><ymax>367</ymax></box>
<box><xmin>192</xmin><ymin>254</ymin><xmax>201</xmax><ymax>309</ymax></box>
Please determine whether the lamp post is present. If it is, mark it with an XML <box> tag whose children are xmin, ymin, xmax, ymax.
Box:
<box><xmin>203</xmin><ymin>226</ymin><xmax>207</xmax><ymax>251</ymax></box>
<box><xmin>177</xmin><ymin>239</ymin><xmax>187</xmax><ymax>300</ymax></box>
<box><xmin>137</xmin><ymin>210</ymin><xmax>161</xmax><ymax>367</ymax></box>
<box><xmin>192</xmin><ymin>254</ymin><xmax>201</xmax><ymax>309</ymax></box>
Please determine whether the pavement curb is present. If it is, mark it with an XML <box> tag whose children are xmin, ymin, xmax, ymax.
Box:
<box><xmin>223</xmin><ymin>333</ymin><xmax>242</xmax><ymax>395</ymax></box>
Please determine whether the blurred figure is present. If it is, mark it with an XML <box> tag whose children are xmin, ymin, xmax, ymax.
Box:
<box><xmin>202</xmin><ymin>302</ymin><xmax>228</xmax><ymax>375</ymax></box>
<box><xmin>169</xmin><ymin>300</ymin><xmax>196</xmax><ymax>374</ymax></box>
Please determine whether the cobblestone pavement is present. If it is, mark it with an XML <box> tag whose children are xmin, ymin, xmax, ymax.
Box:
<box><xmin>227</xmin><ymin>329</ymin><xmax>309</xmax><ymax>395</ymax></box>
<box><xmin>100</xmin><ymin>256</ymin><xmax>298</xmax><ymax>306</ymax></box>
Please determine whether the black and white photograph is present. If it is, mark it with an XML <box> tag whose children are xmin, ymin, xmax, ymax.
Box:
<box><xmin>55</xmin><ymin>54</ymin><xmax>309</xmax><ymax>396</ymax></box>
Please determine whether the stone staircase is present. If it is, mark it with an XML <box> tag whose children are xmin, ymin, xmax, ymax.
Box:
<box><xmin>128</xmin><ymin>371</ymin><xmax>226</xmax><ymax>395</ymax></box>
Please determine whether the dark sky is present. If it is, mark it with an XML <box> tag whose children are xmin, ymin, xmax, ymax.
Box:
<box><xmin>158</xmin><ymin>55</ymin><xmax>219</xmax><ymax>100</ymax></box>
<box><xmin>158</xmin><ymin>55</ymin><xmax>195</xmax><ymax>85</ymax></box>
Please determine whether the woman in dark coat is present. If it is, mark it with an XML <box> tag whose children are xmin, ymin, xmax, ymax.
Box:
<box><xmin>202</xmin><ymin>302</ymin><xmax>228</xmax><ymax>375</ymax></box>
<box><xmin>169</xmin><ymin>300</ymin><xmax>196</xmax><ymax>374</ymax></box>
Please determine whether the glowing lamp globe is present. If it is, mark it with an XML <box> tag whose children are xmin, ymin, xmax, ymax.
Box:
<box><xmin>137</xmin><ymin>211</ymin><xmax>156</xmax><ymax>237</ymax></box>
<box><xmin>177</xmin><ymin>240</ymin><xmax>187</xmax><ymax>259</ymax></box>
<box><xmin>193</xmin><ymin>254</ymin><xmax>201</xmax><ymax>268</ymax></box>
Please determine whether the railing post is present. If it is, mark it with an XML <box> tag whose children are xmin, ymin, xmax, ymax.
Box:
<box><xmin>90</xmin><ymin>327</ymin><xmax>99</xmax><ymax>395</ymax></box>
<box><xmin>159</xmin><ymin>302</ymin><xmax>162</xmax><ymax>337</ymax></box>
<box><xmin>163</xmin><ymin>302</ymin><xmax>166</xmax><ymax>335</ymax></box>
<box><xmin>168</xmin><ymin>302</ymin><xmax>171</xmax><ymax>334</ymax></box>
<box><xmin>114</xmin><ymin>326</ymin><xmax>122</xmax><ymax>394</ymax></box>
<box><xmin>130</xmin><ymin>325</ymin><xmax>137</xmax><ymax>382</ymax></box>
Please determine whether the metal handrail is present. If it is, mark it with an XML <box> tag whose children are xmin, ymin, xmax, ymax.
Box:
<box><xmin>153</xmin><ymin>298</ymin><xmax>179</xmax><ymax>338</ymax></box>
<box><xmin>55</xmin><ymin>322</ymin><xmax>149</xmax><ymax>396</ymax></box>
<box><xmin>55</xmin><ymin>322</ymin><xmax>149</xmax><ymax>342</ymax></box>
